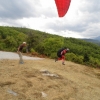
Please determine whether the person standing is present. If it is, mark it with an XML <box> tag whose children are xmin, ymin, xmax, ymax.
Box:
<box><xmin>17</xmin><ymin>42</ymin><xmax>27</xmax><ymax>64</ymax></box>
<box><xmin>55</xmin><ymin>47</ymin><xmax>69</xmax><ymax>65</ymax></box>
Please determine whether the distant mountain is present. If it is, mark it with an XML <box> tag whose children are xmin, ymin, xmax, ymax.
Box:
<box><xmin>93</xmin><ymin>36</ymin><xmax>100</xmax><ymax>41</ymax></box>
<box><xmin>81</xmin><ymin>38</ymin><xmax>100</xmax><ymax>46</ymax></box>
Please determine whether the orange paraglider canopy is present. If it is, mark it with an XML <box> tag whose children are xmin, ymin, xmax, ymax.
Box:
<box><xmin>55</xmin><ymin>0</ymin><xmax>71</xmax><ymax>17</ymax></box>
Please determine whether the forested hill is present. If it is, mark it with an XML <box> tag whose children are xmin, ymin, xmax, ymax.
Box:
<box><xmin>0</xmin><ymin>26</ymin><xmax>100</xmax><ymax>68</ymax></box>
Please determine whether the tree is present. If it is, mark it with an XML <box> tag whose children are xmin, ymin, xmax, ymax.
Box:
<box><xmin>42</xmin><ymin>37</ymin><xmax>64</xmax><ymax>57</ymax></box>
<box><xmin>83</xmin><ymin>53</ymin><xmax>90</xmax><ymax>62</ymax></box>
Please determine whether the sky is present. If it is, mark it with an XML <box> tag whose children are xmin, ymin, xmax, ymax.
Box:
<box><xmin>0</xmin><ymin>0</ymin><xmax>100</xmax><ymax>39</ymax></box>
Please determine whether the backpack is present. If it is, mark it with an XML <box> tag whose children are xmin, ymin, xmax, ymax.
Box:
<box><xmin>57</xmin><ymin>48</ymin><xmax>65</xmax><ymax>54</ymax></box>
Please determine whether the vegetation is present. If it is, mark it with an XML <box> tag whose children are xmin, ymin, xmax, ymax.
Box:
<box><xmin>0</xmin><ymin>26</ymin><xmax>100</xmax><ymax>68</ymax></box>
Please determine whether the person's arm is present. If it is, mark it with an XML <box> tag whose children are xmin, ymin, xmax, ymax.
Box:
<box><xmin>17</xmin><ymin>46</ymin><xmax>20</xmax><ymax>52</ymax></box>
<box><xmin>61</xmin><ymin>50</ymin><xmax>64</xmax><ymax>55</ymax></box>
<box><xmin>61</xmin><ymin>50</ymin><xmax>66</xmax><ymax>55</ymax></box>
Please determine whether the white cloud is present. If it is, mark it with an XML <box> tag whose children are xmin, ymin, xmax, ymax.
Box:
<box><xmin>0</xmin><ymin>0</ymin><xmax>100</xmax><ymax>39</ymax></box>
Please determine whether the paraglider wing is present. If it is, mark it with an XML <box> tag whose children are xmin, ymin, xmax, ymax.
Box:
<box><xmin>55</xmin><ymin>0</ymin><xmax>71</xmax><ymax>17</ymax></box>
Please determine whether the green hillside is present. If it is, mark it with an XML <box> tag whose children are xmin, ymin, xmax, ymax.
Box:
<box><xmin>0</xmin><ymin>26</ymin><xmax>100</xmax><ymax>68</ymax></box>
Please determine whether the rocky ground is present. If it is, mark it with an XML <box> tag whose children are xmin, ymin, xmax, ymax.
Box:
<box><xmin>0</xmin><ymin>51</ymin><xmax>100</xmax><ymax>100</ymax></box>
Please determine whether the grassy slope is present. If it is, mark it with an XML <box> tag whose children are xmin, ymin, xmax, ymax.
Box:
<box><xmin>0</xmin><ymin>58</ymin><xmax>100</xmax><ymax>100</ymax></box>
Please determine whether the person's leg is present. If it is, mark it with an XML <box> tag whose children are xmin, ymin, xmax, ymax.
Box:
<box><xmin>62</xmin><ymin>55</ymin><xmax>65</xmax><ymax>65</ymax></box>
<box><xmin>57</xmin><ymin>54</ymin><xmax>62</xmax><ymax>60</ymax></box>
<box><xmin>55</xmin><ymin>54</ymin><xmax>65</xmax><ymax>65</ymax></box>
<box><xmin>55</xmin><ymin>53</ymin><xmax>61</xmax><ymax>62</ymax></box>
<box><xmin>18</xmin><ymin>52</ymin><xmax>24</xmax><ymax>64</ymax></box>
<box><xmin>58</xmin><ymin>57</ymin><xmax>62</xmax><ymax>60</ymax></box>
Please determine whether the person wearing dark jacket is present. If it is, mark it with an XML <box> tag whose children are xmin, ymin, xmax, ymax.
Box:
<box><xmin>17</xmin><ymin>42</ymin><xmax>26</xmax><ymax>64</ymax></box>
<box><xmin>55</xmin><ymin>48</ymin><xmax>69</xmax><ymax>65</ymax></box>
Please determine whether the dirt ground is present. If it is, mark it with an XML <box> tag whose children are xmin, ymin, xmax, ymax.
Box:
<box><xmin>0</xmin><ymin>58</ymin><xmax>100</xmax><ymax>100</ymax></box>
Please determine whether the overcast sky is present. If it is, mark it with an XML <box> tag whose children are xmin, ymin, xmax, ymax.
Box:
<box><xmin>0</xmin><ymin>0</ymin><xmax>100</xmax><ymax>39</ymax></box>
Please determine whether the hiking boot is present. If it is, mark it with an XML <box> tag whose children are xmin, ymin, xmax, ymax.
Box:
<box><xmin>62</xmin><ymin>62</ymin><xmax>65</xmax><ymax>65</ymax></box>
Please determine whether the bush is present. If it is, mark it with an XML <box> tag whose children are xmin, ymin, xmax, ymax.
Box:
<box><xmin>0</xmin><ymin>43</ymin><xmax>6</xmax><ymax>50</ymax></box>
<box><xmin>50</xmin><ymin>52</ymin><xmax>57</xmax><ymax>59</ymax></box>
<box><xmin>66</xmin><ymin>53</ymin><xmax>83</xmax><ymax>64</ymax></box>
<box><xmin>30</xmin><ymin>48</ymin><xmax>35</xmax><ymax>53</ymax></box>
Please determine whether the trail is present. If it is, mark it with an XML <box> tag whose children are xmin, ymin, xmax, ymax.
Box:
<box><xmin>0</xmin><ymin>51</ymin><xmax>43</xmax><ymax>60</ymax></box>
<box><xmin>0</xmin><ymin>52</ymin><xmax>100</xmax><ymax>100</ymax></box>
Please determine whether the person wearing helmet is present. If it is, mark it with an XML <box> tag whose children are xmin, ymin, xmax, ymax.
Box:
<box><xmin>17</xmin><ymin>42</ymin><xmax>27</xmax><ymax>64</ymax></box>
<box><xmin>55</xmin><ymin>47</ymin><xmax>69</xmax><ymax>65</ymax></box>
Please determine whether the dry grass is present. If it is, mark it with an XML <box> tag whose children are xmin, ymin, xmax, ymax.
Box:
<box><xmin>0</xmin><ymin>59</ymin><xmax>100</xmax><ymax>100</ymax></box>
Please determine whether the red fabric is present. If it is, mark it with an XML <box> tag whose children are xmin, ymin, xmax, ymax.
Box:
<box><xmin>55</xmin><ymin>0</ymin><xmax>71</xmax><ymax>17</ymax></box>
<box><xmin>58</xmin><ymin>55</ymin><xmax>65</xmax><ymax>60</ymax></box>
<box><xmin>61</xmin><ymin>50</ymin><xmax>67</xmax><ymax>55</ymax></box>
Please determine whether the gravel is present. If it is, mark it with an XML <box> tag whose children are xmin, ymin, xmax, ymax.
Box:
<box><xmin>0</xmin><ymin>51</ymin><xmax>43</xmax><ymax>60</ymax></box>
